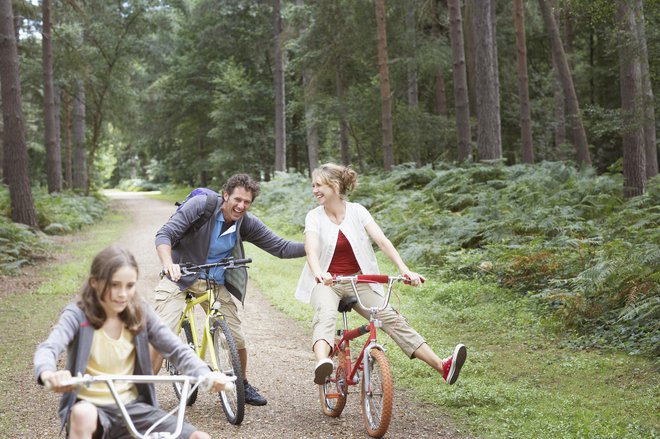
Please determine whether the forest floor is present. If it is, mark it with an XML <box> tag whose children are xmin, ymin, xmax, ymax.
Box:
<box><xmin>0</xmin><ymin>191</ymin><xmax>469</xmax><ymax>438</ymax></box>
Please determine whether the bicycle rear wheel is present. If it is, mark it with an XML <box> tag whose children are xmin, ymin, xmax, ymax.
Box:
<box><xmin>361</xmin><ymin>349</ymin><xmax>393</xmax><ymax>438</ymax></box>
<box><xmin>167</xmin><ymin>319</ymin><xmax>198</xmax><ymax>406</ymax></box>
<box><xmin>319</xmin><ymin>350</ymin><xmax>347</xmax><ymax>417</ymax></box>
<box><xmin>212</xmin><ymin>317</ymin><xmax>245</xmax><ymax>425</ymax></box>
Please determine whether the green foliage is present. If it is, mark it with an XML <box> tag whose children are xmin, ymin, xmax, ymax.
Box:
<box><xmin>254</xmin><ymin>164</ymin><xmax>659</xmax><ymax>356</ymax></box>
<box><xmin>0</xmin><ymin>186</ymin><xmax>107</xmax><ymax>274</ymax></box>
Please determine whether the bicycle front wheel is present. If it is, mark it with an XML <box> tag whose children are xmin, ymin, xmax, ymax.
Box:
<box><xmin>167</xmin><ymin>319</ymin><xmax>198</xmax><ymax>406</ymax></box>
<box><xmin>212</xmin><ymin>317</ymin><xmax>245</xmax><ymax>425</ymax></box>
<box><xmin>361</xmin><ymin>349</ymin><xmax>393</xmax><ymax>438</ymax></box>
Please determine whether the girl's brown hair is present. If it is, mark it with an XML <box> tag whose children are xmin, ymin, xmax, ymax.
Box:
<box><xmin>78</xmin><ymin>245</ymin><xmax>144</xmax><ymax>333</ymax></box>
<box><xmin>312</xmin><ymin>163</ymin><xmax>358</xmax><ymax>199</ymax></box>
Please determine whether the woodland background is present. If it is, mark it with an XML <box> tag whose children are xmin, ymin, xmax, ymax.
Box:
<box><xmin>0</xmin><ymin>1</ymin><xmax>658</xmax><ymax>436</ymax></box>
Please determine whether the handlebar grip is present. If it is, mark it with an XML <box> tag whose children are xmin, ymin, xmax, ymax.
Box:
<box><xmin>232</xmin><ymin>258</ymin><xmax>252</xmax><ymax>265</ymax></box>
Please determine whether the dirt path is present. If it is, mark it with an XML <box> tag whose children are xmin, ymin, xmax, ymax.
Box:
<box><xmin>8</xmin><ymin>192</ymin><xmax>466</xmax><ymax>438</ymax></box>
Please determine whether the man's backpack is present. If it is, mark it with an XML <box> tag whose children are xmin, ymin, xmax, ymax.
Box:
<box><xmin>175</xmin><ymin>187</ymin><xmax>220</xmax><ymax>231</ymax></box>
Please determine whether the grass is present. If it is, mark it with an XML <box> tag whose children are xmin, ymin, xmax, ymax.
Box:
<box><xmin>245</xmin><ymin>231</ymin><xmax>659</xmax><ymax>439</ymax></box>
<box><xmin>0</xmin><ymin>211</ymin><xmax>128</xmax><ymax>434</ymax></box>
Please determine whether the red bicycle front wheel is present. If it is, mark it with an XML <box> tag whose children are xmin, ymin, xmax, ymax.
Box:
<box><xmin>361</xmin><ymin>349</ymin><xmax>393</xmax><ymax>438</ymax></box>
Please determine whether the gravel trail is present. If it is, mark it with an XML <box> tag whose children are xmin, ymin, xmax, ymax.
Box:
<box><xmin>6</xmin><ymin>192</ymin><xmax>466</xmax><ymax>439</ymax></box>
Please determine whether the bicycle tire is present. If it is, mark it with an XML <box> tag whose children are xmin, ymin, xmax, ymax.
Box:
<box><xmin>361</xmin><ymin>349</ymin><xmax>393</xmax><ymax>438</ymax></box>
<box><xmin>212</xmin><ymin>317</ymin><xmax>245</xmax><ymax>425</ymax></box>
<box><xmin>319</xmin><ymin>351</ymin><xmax>347</xmax><ymax>417</ymax></box>
<box><xmin>167</xmin><ymin>319</ymin><xmax>198</xmax><ymax>406</ymax></box>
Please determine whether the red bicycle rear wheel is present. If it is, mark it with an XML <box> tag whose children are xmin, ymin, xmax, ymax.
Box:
<box><xmin>361</xmin><ymin>349</ymin><xmax>393</xmax><ymax>438</ymax></box>
<box><xmin>319</xmin><ymin>352</ymin><xmax>347</xmax><ymax>417</ymax></box>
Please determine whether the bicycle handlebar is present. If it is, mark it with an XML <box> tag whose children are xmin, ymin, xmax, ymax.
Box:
<box><xmin>334</xmin><ymin>274</ymin><xmax>425</xmax><ymax>285</ymax></box>
<box><xmin>160</xmin><ymin>258</ymin><xmax>252</xmax><ymax>278</ymax></box>
<box><xmin>331</xmin><ymin>274</ymin><xmax>424</xmax><ymax>315</ymax></box>
<box><xmin>46</xmin><ymin>374</ymin><xmax>213</xmax><ymax>439</ymax></box>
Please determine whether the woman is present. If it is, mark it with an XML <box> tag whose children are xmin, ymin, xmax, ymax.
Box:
<box><xmin>35</xmin><ymin>246</ymin><xmax>232</xmax><ymax>439</ymax></box>
<box><xmin>295</xmin><ymin>163</ymin><xmax>467</xmax><ymax>386</ymax></box>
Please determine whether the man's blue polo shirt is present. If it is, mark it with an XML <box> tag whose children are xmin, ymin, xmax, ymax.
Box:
<box><xmin>204</xmin><ymin>214</ymin><xmax>237</xmax><ymax>284</ymax></box>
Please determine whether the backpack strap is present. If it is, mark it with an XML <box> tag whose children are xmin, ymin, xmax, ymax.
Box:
<box><xmin>191</xmin><ymin>193</ymin><xmax>219</xmax><ymax>231</ymax></box>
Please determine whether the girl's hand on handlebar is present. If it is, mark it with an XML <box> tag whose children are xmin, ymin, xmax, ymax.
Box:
<box><xmin>42</xmin><ymin>370</ymin><xmax>74</xmax><ymax>393</ymax></box>
<box><xmin>161</xmin><ymin>263</ymin><xmax>182</xmax><ymax>282</ymax></box>
<box><xmin>199</xmin><ymin>371</ymin><xmax>237</xmax><ymax>393</ymax></box>
<box><xmin>402</xmin><ymin>271</ymin><xmax>425</xmax><ymax>286</ymax></box>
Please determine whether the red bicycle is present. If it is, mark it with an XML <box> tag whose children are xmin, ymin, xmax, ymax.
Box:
<box><xmin>319</xmin><ymin>274</ymin><xmax>413</xmax><ymax>438</ymax></box>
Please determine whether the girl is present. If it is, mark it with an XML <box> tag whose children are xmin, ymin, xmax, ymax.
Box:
<box><xmin>34</xmin><ymin>245</ymin><xmax>231</xmax><ymax>439</ymax></box>
<box><xmin>295</xmin><ymin>163</ymin><xmax>467</xmax><ymax>386</ymax></box>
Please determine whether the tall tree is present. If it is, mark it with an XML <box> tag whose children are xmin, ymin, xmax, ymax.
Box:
<box><xmin>42</xmin><ymin>0</ymin><xmax>62</xmax><ymax>192</ymax></box>
<box><xmin>0</xmin><ymin>0</ymin><xmax>38</xmax><ymax>227</ymax></box>
<box><xmin>297</xmin><ymin>0</ymin><xmax>319</xmax><ymax>174</ymax></box>
<box><xmin>430</xmin><ymin>0</ymin><xmax>448</xmax><ymax>117</ymax></box>
<box><xmin>513</xmin><ymin>0</ymin><xmax>534</xmax><ymax>163</ymax></box>
<box><xmin>375</xmin><ymin>0</ymin><xmax>394</xmax><ymax>171</ymax></box>
<box><xmin>273</xmin><ymin>0</ymin><xmax>286</xmax><ymax>172</ymax></box>
<box><xmin>617</xmin><ymin>0</ymin><xmax>646</xmax><ymax>198</ymax></box>
<box><xmin>538</xmin><ymin>0</ymin><xmax>591</xmax><ymax>166</ymax></box>
<box><xmin>72</xmin><ymin>79</ymin><xmax>87</xmax><ymax>192</ymax></box>
<box><xmin>472</xmin><ymin>0</ymin><xmax>502</xmax><ymax>161</ymax></box>
<box><xmin>634</xmin><ymin>0</ymin><xmax>658</xmax><ymax>178</ymax></box>
<box><xmin>447</xmin><ymin>0</ymin><xmax>471</xmax><ymax>161</ymax></box>
<box><xmin>336</xmin><ymin>62</ymin><xmax>350</xmax><ymax>166</ymax></box>
<box><xmin>406</xmin><ymin>0</ymin><xmax>418</xmax><ymax>108</ymax></box>
<box><xmin>61</xmin><ymin>89</ymin><xmax>73</xmax><ymax>189</ymax></box>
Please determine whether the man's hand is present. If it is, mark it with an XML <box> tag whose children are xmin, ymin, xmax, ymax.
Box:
<box><xmin>162</xmin><ymin>263</ymin><xmax>182</xmax><ymax>281</ymax></box>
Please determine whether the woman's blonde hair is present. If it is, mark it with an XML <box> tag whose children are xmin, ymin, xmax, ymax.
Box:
<box><xmin>312</xmin><ymin>163</ymin><xmax>358</xmax><ymax>199</ymax></box>
<box><xmin>78</xmin><ymin>245</ymin><xmax>144</xmax><ymax>333</ymax></box>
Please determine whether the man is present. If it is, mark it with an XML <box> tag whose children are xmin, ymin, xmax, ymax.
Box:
<box><xmin>152</xmin><ymin>174</ymin><xmax>305</xmax><ymax>406</ymax></box>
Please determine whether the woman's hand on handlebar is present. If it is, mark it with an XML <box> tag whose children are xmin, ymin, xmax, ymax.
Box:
<box><xmin>314</xmin><ymin>272</ymin><xmax>333</xmax><ymax>286</ymax></box>
<box><xmin>402</xmin><ymin>270</ymin><xmax>425</xmax><ymax>286</ymax></box>
<box><xmin>161</xmin><ymin>263</ymin><xmax>181</xmax><ymax>282</ymax></box>
<box><xmin>42</xmin><ymin>370</ymin><xmax>75</xmax><ymax>393</ymax></box>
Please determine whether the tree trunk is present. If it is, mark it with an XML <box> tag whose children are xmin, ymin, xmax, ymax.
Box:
<box><xmin>552</xmin><ymin>49</ymin><xmax>567</xmax><ymax>155</ymax></box>
<box><xmin>72</xmin><ymin>79</ymin><xmax>87</xmax><ymax>192</ymax></box>
<box><xmin>513</xmin><ymin>0</ymin><xmax>534</xmax><ymax>164</ymax></box>
<box><xmin>336</xmin><ymin>62</ymin><xmax>350</xmax><ymax>166</ymax></box>
<box><xmin>472</xmin><ymin>0</ymin><xmax>501</xmax><ymax>161</ymax></box>
<box><xmin>447</xmin><ymin>0</ymin><xmax>471</xmax><ymax>162</ymax></box>
<box><xmin>406</xmin><ymin>0</ymin><xmax>418</xmax><ymax>108</ymax></box>
<box><xmin>430</xmin><ymin>0</ymin><xmax>448</xmax><ymax>117</ymax></box>
<box><xmin>538</xmin><ymin>0</ymin><xmax>591</xmax><ymax>166</ymax></box>
<box><xmin>463</xmin><ymin>0</ymin><xmax>476</xmax><ymax>119</ymax></box>
<box><xmin>42</xmin><ymin>0</ymin><xmax>62</xmax><ymax>193</ymax></box>
<box><xmin>617</xmin><ymin>0</ymin><xmax>646</xmax><ymax>198</ymax></box>
<box><xmin>0</xmin><ymin>0</ymin><xmax>37</xmax><ymax>227</ymax></box>
<box><xmin>303</xmin><ymin>68</ymin><xmax>319</xmax><ymax>174</ymax></box>
<box><xmin>375</xmin><ymin>0</ymin><xmax>394</xmax><ymax>171</ymax></box>
<box><xmin>61</xmin><ymin>89</ymin><xmax>73</xmax><ymax>189</ymax></box>
<box><xmin>298</xmin><ymin>0</ymin><xmax>318</xmax><ymax>174</ymax></box>
<box><xmin>635</xmin><ymin>0</ymin><xmax>658</xmax><ymax>178</ymax></box>
<box><xmin>273</xmin><ymin>0</ymin><xmax>286</xmax><ymax>172</ymax></box>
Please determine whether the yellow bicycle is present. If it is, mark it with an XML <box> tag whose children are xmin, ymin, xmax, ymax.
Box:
<box><xmin>164</xmin><ymin>258</ymin><xmax>251</xmax><ymax>425</ymax></box>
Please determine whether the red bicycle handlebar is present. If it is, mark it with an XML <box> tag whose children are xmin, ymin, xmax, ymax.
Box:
<box><xmin>334</xmin><ymin>274</ymin><xmax>424</xmax><ymax>285</ymax></box>
<box><xmin>355</xmin><ymin>274</ymin><xmax>390</xmax><ymax>283</ymax></box>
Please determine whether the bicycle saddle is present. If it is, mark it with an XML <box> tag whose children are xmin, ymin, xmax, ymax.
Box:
<box><xmin>338</xmin><ymin>296</ymin><xmax>358</xmax><ymax>313</ymax></box>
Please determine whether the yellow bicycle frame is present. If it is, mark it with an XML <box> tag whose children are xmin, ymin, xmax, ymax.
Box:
<box><xmin>175</xmin><ymin>283</ymin><xmax>225</xmax><ymax>372</ymax></box>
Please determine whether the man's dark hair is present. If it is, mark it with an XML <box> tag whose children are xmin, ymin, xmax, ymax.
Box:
<box><xmin>223</xmin><ymin>174</ymin><xmax>261</xmax><ymax>200</ymax></box>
